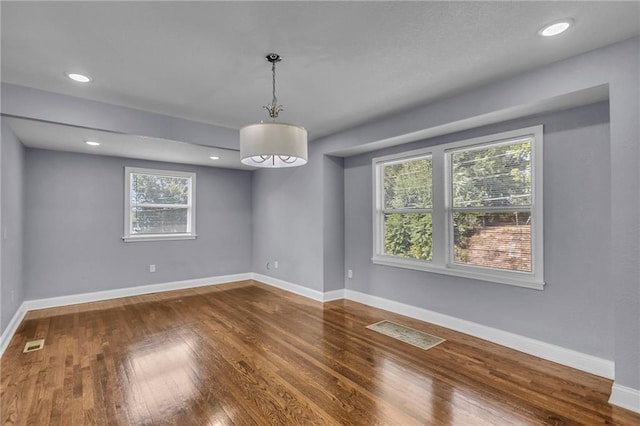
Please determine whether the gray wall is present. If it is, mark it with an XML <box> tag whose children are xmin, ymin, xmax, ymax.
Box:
<box><xmin>344</xmin><ymin>102</ymin><xmax>613</xmax><ymax>358</ymax></box>
<box><xmin>323</xmin><ymin>155</ymin><xmax>345</xmax><ymax>292</ymax></box>
<box><xmin>251</xmin><ymin>151</ymin><xmax>324</xmax><ymax>291</ymax></box>
<box><xmin>250</xmin><ymin>145</ymin><xmax>345</xmax><ymax>293</ymax></box>
<box><xmin>608</xmin><ymin>40</ymin><xmax>640</xmax><ymax>392</ymax></box>
<box><xmin>252</xmin><ymin>37</ymin><xmax>639</xmax><ymax>389</ymax></box>
<box><xmin>1</xmin><ymin>121</ymin><xmax>25</xmax><ymax>335</ymax></box>
<box><xmin>24</xmin><ymin>149</ymin><xmax>252</xmax><ymax>299</ymax></box>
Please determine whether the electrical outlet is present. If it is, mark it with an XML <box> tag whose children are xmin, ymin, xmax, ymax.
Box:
<box><xmin>274</xmin><ymin>260</ymin><xmax>279</xmax><ymax>269</ymax></box>
<box><xmin>347</xmin><ymin>269</ymin><xmax>353</xmax><ymax>279</ymax></box>
<box><xmin>10</xmin><ymin>290</ymin><xmax>15</xmax><ymax>303</ymax></box>
<box><xmin>149</xmin><ymin>264</ymin><xmax>156</xmax><ymax>273</ymax></box>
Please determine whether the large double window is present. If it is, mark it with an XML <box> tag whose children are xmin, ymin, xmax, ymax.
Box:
<box><xmin>124</xmin><ymin>167</ymin><xmax>196</xmax><ymax>242</ymax></box>
<box><xmin>373</xmin><ymin>126</ymin><xmax>544</xmax><ymax>289</ymax></box>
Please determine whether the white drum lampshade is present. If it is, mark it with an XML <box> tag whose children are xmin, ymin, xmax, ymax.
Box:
<box><xmin>240</xmin><ymin>122</ymin><xmax>308</xmax><ymax>168</ymax></box>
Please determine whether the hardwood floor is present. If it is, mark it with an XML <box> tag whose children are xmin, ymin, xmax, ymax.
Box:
<box><xmin>1</xmin><ymin>280</ymin><xmax>638</xmax><ymax>425</ymax></box>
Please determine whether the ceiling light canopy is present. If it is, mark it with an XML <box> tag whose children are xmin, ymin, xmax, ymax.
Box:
<box><xmin>240</xmin><ymin>54</ymin><xmax>308</xmax><ymax>168</ymax></box>
<box><xmin>539</xmin><ymin>19</ymin><xmax>573</xmax><ymax>37</ymax></box>
<box><xmin>65</xmin><ymin>72</ymin><xmax>92</xmax><ymax>83</ymax></box>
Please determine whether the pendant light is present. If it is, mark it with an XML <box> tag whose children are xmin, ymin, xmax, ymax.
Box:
<box><xmin>240</xmin><ymin>53</ymin><xmax>308</xmax><ymax>168</ymax></box>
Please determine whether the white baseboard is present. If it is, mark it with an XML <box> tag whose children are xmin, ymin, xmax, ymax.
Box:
<box><xmin>0</xmin><ymin>273</ymin><xmax>252</xmax><ymax>357</ymax></box>
<box><xmin>23</xmin><ymin>273</ymin><xmax>252</xmax><ymax>311</ymax></box>
<box><xmin>344</xmin><ymin>289</ymin><xmax>615</xmax><ymax>380</ymax></box>
<box><xmin>252</xmin><ymin>274</ymin><xmax>347</xmax><ymax>302</ymax></box>
<box><xmin>609</xmin><ymin>383</ymin><xmax>640</xmax><ymax>413</ymax></box>
<box><xmin>0</xmin><ymin>273</ymin><xmax>617</xmax><ymax>384</ymax></box>
<box><xmin>0</xmin><ymin>302</ymin><xmax>28</xmax><ymax>357</ymax></box>
<box><xmin>253</xmin><ymin>273</ymin><xmax>326</xmax><ymax>301</ymax></box>
<box><xmin>323</xmin><ymin>289</ymin><xmax>347</xmax><ymax>302</ymax></box>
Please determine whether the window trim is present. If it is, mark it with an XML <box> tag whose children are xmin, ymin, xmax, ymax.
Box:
<box><xmin>123</xmin><ymin>167</ymin><xmax>197</xmax><ymax>242</ymax></box>
<box><xmin>372</xmin><ymin>126</ymin><xmax>544</xmax><ymax>290</ymax></box>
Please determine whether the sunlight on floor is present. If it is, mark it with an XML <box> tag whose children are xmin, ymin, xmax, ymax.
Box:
<box><xmin>125</xmin><ymin>334</ymin><xmax>198</xmax><ymax>423</ymax></box>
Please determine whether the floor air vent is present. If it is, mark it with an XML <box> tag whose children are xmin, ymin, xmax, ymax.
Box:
<box><xmin>23</xmin><ymin>339</ymin><xmax>45</xmax><ymax>353</ymax></box>
<box><xmin>366</xmin><ymin>320</ymin><xmax>445</xmax><ymax>350</ymax></box>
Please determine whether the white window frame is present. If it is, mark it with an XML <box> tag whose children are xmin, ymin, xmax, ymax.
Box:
<box><xmin>123</xmin><ymin>167</ymin><xmax>197</xmax><ymax>242</ymax></box>
<box><xmin>373</xmin><ymin>126</ymin><xmax>544</xmax><ymax>290</ymax></box>
<box><xmin>373</xmin><ymin>148</ymin><xmax>434</xmax><ymax>262</ymax></box>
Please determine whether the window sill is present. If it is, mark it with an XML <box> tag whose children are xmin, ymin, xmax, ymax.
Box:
<box><xmin>371</xmin><ymin>255</ymin><xmax>545</xmax><ymax>290</ymax></box>
<box><xmin>123</xmin><ymin>234</ymin><xmax>197</xmax><ymax>242</ymax></box>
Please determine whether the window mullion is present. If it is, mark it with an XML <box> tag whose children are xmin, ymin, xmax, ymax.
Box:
<box><xmin>374</xmin><ymin>162</ymin><xmax>383</xmax><ymax>257</ymax></box>
<box><xmin>133</xmin><ymin>203</ymin><xmax>190</xmax><ymax>209</ymax></box>
<box><xmin>451</xmin><ymin>206</ymin><xmax>532</xmax><ymax>213</ymax></box>
<box><xmin>382</xmin><ymin>208</ymin><xmax>432</xmax><ymax>214</ymax></box>
<box><xmin>187</xmin><ymin>180</ymin><xmax>192</xmax><ymax>232</ymax></box>
<box><xmin>431</xmin><ymin>145</ymin><xmax>447</xmax><ymax>267</ymax></box>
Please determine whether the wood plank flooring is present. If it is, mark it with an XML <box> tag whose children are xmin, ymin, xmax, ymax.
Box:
<box><xmin>1</xmin><ymin>280</ymin><xmax>639</xmax><ymax>425</ymax></box>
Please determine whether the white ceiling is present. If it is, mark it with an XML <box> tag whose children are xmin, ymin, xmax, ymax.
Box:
<box><xmin>1</xmin><ymin>1</ymin><xmax>639</xmax><ymax>165</ymax></box>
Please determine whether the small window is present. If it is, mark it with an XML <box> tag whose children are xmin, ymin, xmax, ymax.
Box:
<box><xmin>124</xmin><ymin>167</ymin><xmax>196</xmax><ymax>242</ymax></box>
<box><xmin>373</xmin><ymin>126</ymin><xmax>544</xmax><ymax>289</ymax></box>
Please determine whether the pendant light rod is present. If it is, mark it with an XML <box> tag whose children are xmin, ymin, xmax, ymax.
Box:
<box><xmin>264</xmin><ymin>53</ymin><xmax>283</xmax><ymax>119</ymax></box>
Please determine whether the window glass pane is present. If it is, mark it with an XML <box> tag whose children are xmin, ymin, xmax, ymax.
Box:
<box><xmin>452</xmin><ymin>140</ymin><xmax>531</xmax><ymax>207</ymax></box>
<box><xmin>131</xmin><ymin>207</ymin><xmax>188</xmax><ymax>234</ymax></box>
<box><xmin>384</xmin><ymin>157</ymin><xmax>432</xmax><ymax>209</ymax></box>
<box><xmin>132</xmin><ymin>173</ymin><xmax>190</xmax><ymax>205</ymax></box>
<box><xmin>384</xmin><ymin>213</ymin><xmax>432</xmax><ymax>260</ymax></box>
<box><xmin>453</xmin><ymin>212</ymin><xmax>531</xmax><ymax>272</ymax></box>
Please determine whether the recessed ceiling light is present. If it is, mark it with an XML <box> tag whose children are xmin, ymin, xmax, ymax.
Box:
<box><xmin>209</xmin><ymin>156</ymin><xmax>220</xmax><ymax>160</ymax></box>
<box><xmin>85</xmin><ymin>140</ymin><xmax>101</xmax><ymax>146</ymax></box>
<box><xmin>539</xmin><ymin>19</ymin><xmax>573</xmax><ymax>37</ymax></box>
<box><xmin>65</xmin><ymin>72</ymin><xmax>93</xmax><ymax>83</ymax></box>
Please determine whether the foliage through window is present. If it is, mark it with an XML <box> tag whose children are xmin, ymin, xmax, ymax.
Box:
<box><xmin>450</xmin><ymin>140</ymin><xmax>532</xmax><ymax>272</ymax></box>
<box><xmin>373</xmin><ymin>127</ymin><xmax>544</xmax><ymax>289</ymax></box>
<box><xmin>382</xmin><ymin>155</ymin><xmax>433</xmax><ymax>260</ymax></box>
<box><xmin>124</xmin><ymin>167</ymin><xmax>196</xmax><ymax>241</ymax></box>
